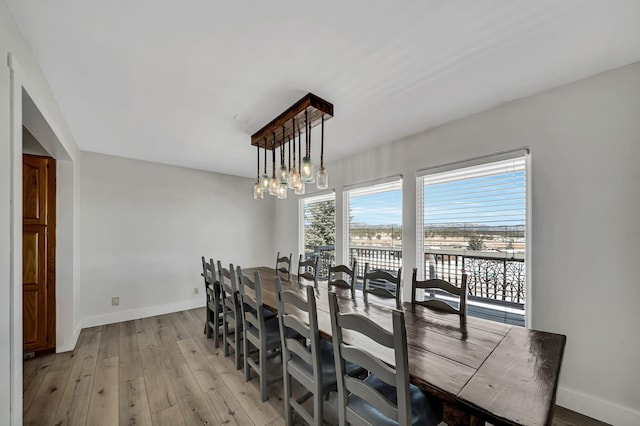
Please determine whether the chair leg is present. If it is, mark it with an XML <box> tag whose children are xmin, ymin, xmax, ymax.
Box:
<box><xmin>313</xmin><ymin>391</ymin><xmax>323</xmax><ymax>426</ymax></box>
<box><xmin>223</xmin><ymin>313</ymin><xmax>230</xmax><ymax>358</ymax></box>
<box><xmin>244</xmin><ymin>336</ymin><xmax>251</xmax><ymax>382</ymax></box>
<box><xmin>234</xmin><ymin>316</ymin><xmax>242</xmax><ymax>370</ymax></box>
<box><xmin>213</xmin><ymin>303</ymin><xmax>221</xmax><ymax>348</ymax></box>
<box><xmin>260</xmin><ymin>346</ymin><xmax>268</xmax><ymax>402</ymax></box>
<box><xmin>283</xmin><ymin>369</ymin><xmax>293</xmax><ymax>425</ymax></box>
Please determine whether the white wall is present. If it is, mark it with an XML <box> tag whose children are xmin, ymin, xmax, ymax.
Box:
<box><xmin>274</xmin><ymin>62</ymin><xmax>640</xmax><ymax>425</ymax></box>
<box><xmin>79</xmin><ymin>151</ymin><xmax>275</xmax><ymax>326</ymax></box>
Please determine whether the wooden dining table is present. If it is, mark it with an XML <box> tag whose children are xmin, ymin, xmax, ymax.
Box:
<box><xmin>243</xmin><ymin>266</ymin><xmax>565</xmax><ymax>426</ymax></box>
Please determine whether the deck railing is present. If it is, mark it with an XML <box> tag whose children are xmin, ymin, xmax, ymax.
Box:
<box><xmin>310</xmin><ymin>246</ymin><xmax>525</xmax><ymax>308</ymax></box>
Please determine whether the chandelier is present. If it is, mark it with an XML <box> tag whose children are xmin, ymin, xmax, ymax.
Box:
<box><xmin>251</xmin><ymin>93</ymin><xmax>334</xmax><ymax>199</ymax></box>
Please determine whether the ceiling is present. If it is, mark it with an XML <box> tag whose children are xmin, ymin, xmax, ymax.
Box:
<box><xmin>8</xmin><ymin>0</ymin><xmax>640</xmax><ymax>178</ymax></box>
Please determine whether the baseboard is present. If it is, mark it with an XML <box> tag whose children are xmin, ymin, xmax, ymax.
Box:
<box><xmin>557</xmin><ymin>385</ymin><xmax>640</xmax><ymax>426</ymax></box>
<box><xmin>56</xmin><ymin>325</ymin><xmax>82</xmax><ymax>353</ymax></box>
<box><xmin>78</xmin><ymin>298</ymin><xmax>205</xmax><ymax>330</ymax></box>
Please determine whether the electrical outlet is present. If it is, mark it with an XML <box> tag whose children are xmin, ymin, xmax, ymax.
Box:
<box><xmin>111</xmin><ymin>296</ymin><xmax>119</xmax><ymax>306</ymax></box>
<box><xmin>194</xmin><ymin>287</ymin><xmax>199</xmax><ymax>295</ymax></box>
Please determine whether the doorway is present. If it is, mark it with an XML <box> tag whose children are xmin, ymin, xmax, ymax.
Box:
<box><xmin>22</xmin><ymin>152</ymin><xmax>56</xmax><ymax>356</ymax></box>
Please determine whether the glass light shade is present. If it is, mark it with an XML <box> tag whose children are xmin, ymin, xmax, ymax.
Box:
<box><xmin>269</xmin><ymin>177</ymin><xmax>279</xmax><ymax>196</ymax></box>
<box><xmin>301</xmin><ymin>157</ymin><xmax>315</xmax><ymax>183</ymax></box>
<box><xmin>261</xmin><ymin>174</ymin><xmax>270</xmax><ymax>190</ymax></box>
<box><xmin>316</xmin><ymin>166</ymin><xmax>328</xmax><ymax>189</ymax></box>
<box><xmin>279</xmin><ymin>165</ymin><xmax>289</xmax><ymax>184</ymax></box>
<box><xmin>288</xmin><ymin>167</ymin><xmax>300</xmax><ymax>190</ymax></box>
<box><xmin>253</xmin><ymin>181</ymin><xmax>264</xmax><ymax>200</ymax></box>
<box><xmin>294</xmin><ymin>180</ymin><xmax>305</xmax><ymax>195</ymax></box>
<box><xmin>277</xmin><ymin>182</ymin><xmax>288</xmax><ymax>199</ymax></box>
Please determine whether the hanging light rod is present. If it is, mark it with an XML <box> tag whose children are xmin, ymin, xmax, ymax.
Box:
<box><xmin>250</xmin><ymin>92</ymin><xmax>333</xmax><ymax>149</ymax></box>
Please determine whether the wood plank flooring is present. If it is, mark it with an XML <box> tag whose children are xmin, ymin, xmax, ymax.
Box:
<box><xmin>24</xmin><ymin>308</ymin><xmax>609</xmax><ymax>426</ymax></box>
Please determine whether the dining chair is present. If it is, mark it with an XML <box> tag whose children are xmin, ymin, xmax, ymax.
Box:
<box><xmin>327</xmin><ymin>260</ymin><xmax>357</xmax><ymax>299</ymax></box>
<box><xmin>218</xmin><ymin>261</ymin><xmax>243</xmax><ymax>370</ymax></box>
<box><xmin>297</xmin><ymin>254</ymin><xmax>319</xmax><ymax>286</ymax></box>
<box><xmin>362</xmin><ymin>263</ymin><xmax>402</xmax><ymax>309</ymax></box>
<box><xmin>276</xmin><ymin>252</ymin><xmax>292</xmax><ymax>281</ymax></box>
<box><xmin>328</xmin><ymin>291</ymin><xmax>442</xmax><ymax>425</ymax></box>
<box><xmin>411</xmin><ymin>268</ymin><xmax>468</xmax><ymax>318</ymax></box>
<box><xmin>276</xmin><ymin>278</ymin><xmax>362</xmax><ymax>425</ymax></box>
<box><xmin>236</xmin><ymin>265</ymin><xmax>285</xmax><ymax>402</ymax></box>
<box><xmin>202</xmin><ymin>257</ymin><xmax>223</xmax><ymax>347</ymax></box>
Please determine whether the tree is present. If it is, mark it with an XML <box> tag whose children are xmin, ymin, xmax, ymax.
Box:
<box><xmin>304</xmin><ymin>200</ymin><xmax>335</xmax><ymax>252</ymax></box>
<box><xmin>467</xmin><ymin>234</ymin><xmax>484</xmax><ymax>251</ymax></box>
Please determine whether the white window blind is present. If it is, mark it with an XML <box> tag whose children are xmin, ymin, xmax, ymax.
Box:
<box><xmin>417</xmin><ymin>155</ymin><xmax>527</xmax><ymax>325</ymax></box>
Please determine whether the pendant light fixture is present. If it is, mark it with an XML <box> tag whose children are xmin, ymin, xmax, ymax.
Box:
<box><xmin>301</xmin><ymin>110</ymin><xmax>315</xmax><ymax>183</ymax></box>
<box><xmin>249</xmin><ymin>93</ymin><xmax>333</xmax><ymax>199</ymax></box>
<box><xmin>269</xmin><ymin>133</ymin><xmax>279</xmax><ymax>196</ymax></box>
<box><xmin>316</xmin><ymin>115</ymin><xmax>328</xmax><ymax>189</ymax></box>
<box><xmin>260</xmin><ymin>138</ymin><xmax>270</xmax><ymax>190</ymax></box>
<box><xmin>253</xmin><ymin>145</ymin><xmax>264</xmax><ymax>199</ymax></box>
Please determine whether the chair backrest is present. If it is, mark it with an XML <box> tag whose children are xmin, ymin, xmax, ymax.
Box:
<box><xmin>297</xmin><ymin>255</ymin><xmax>319</xmax><ymax>285</ymax></box>
<box><xmin>217</xmin><ymin>261</ymin><xmax>237</xmax><ymax>299</ymax></box>
<box><xmin>362</xmin><ymin>263</ymin><xmax>402</xmax><ymax>309</ymax></box>
<box><xmin>328</xmin><ymin>291</ymin><xmax>411</xmax><ymax>425</ymax></box>
<box><xmin>236</xmin><ymin>266</ymin><xmax>267</xmax><ymax>336</ymax></box>
<box><xmin>328</xmin><ymin>260</ymin><xmax>357</xmax><ymax>299</ymax></box>
<box><xmin>411</xmin><ymin>268</ymin><xmax>467</xmax><ymax>318</ymax></box>
<box><xmin>275</xmin><ymin>252</ymin><xmax>292</xmax><ymax>280</ymax></box>
<box><xmin>276</xmin><ymin>278</ymin><xmax>322</xmax><ymax>384</ymax></box>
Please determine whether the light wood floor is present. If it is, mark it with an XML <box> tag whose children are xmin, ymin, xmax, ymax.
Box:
<box><xmin>23</xmin><ymin>308</ymin><xmax>609</xmax><ymax>426</ymax></box>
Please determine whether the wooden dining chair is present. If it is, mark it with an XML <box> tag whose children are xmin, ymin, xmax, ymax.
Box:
<box><xmin>218</xmin><ymin>261</ymin><xmax>243</xmax><ymax>370</ymax></box>
<box><xmin>297</xmin><ymin>254</ymin><xmax>319</xmax><ymax>286</ymax></box>
<box><xmin>328</xmin><ymin>291</ymin><xmax>442</xmax><ymax>426</ymax></box>
<box><xmin>327</xmin><ymin>260</ymin><xmax>357</xmax><ymax>299</ymax></box>
<box><xmin>276</xmin><ymin>278</ymin><xmax>362</xmax><ymax>425</ymax></box>
<box><xmin>201</xmin><ymin>257</ymin><xmax>223</xmax><ymax>347</ymax></box>
<box><xmin>362</xmin><ymin>263</ymin><xmax>402</xmax><ymax>309</ymax></box>
<box><xmin>275</xmin><ymin>252</ymin><xmax>292</xmax><ymax>281</ymax></box>
<box><xmin>411</xmin><ymin>268</ymin><xmax>468</xmax><ymax>318</ymax></box>
<box><xmin>236</xmin><ymin>266</ymin><xmax>285</xmax><ymax>402</ymax></box>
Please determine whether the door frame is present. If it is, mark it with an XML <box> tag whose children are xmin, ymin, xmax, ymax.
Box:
<box><xmin>8</xmin><ymin>54</ymin><xmax>77</xmax><ymax>425</ymax></box>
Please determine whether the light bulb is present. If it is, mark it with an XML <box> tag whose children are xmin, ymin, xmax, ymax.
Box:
<box><xmin>279</xmin><ymin>165</ymin><xmax>289</xmax><ymax>184</ymax></box>
<box><xmin>253</xmin><ymin>181</ymin><xmax>264</xmax><ymax>200</ymax></box>
<box><xmin>261</xmin><ymin>174</ymin><xmax>270</xmax><ymax>190</ymax></box>
<box><xmin>316</xmin><ymin>167</ymin><xmax>328</xmax><ymax>189</ymax></box>
<box><xmin>288</xmin><ymin>167</ymin><xmax>299</xmax><ymax>190</ymax></box>
<box><xmin>294</xmin><ymin>180</ymin><xmax>305</xmax><ymax>195</ymax></box>
<box><xmin>277</xmin><ymin>182</ymin><xmax>288</xmax><ymax>199</ymax></box>
<box><xmin>269</xmin><ymin>177</ymin><xmax>279</xmax><ymax>196</ymax></box>
<box><xmin>301</xmin><ymin>157</ymin><xmax>315</xmax><ymax>183</ymax></box>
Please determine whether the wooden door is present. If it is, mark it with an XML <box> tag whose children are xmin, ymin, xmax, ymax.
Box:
<box><xmin>23</xmin><ymin>154</ymin><xmax>56</xmax><ymax>354</ymax></box>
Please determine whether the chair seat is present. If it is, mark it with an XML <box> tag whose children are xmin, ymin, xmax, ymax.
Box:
<box><xmin>244</xmin><ymin>303</ymin><xmax>277</xmax><ymax>321</ymax></box>
<box><xmin>247</xmin><ymin>317</ymin><xmax>298</xmax><ymax>347</ymax></box>
<box><xmin>289</xmin><ymin>339</ymin><xmax>364</xmax><ymax>388</ymax></box>
<box><xmin>347</xmin><ymin>374</ymin><xmax>442</xmax><ymax>426</ymax></box>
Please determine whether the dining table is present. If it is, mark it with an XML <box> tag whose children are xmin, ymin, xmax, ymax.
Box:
<box><xmin>243</xmin><ymin>266</ymin><xmax>566</xmax><ymax>426</ymax></box>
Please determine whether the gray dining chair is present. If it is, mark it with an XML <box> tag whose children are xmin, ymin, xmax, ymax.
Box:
<box><xmin>218</xmin><ymin>261</ymin><xmax>243</xmax><ymax>370</ymax></box>
<box><xmin>362</xmin><ymin>263</ymin><xmax>402</xmax><ymax>309</ymax></box>
<box><xmin>297</xmin><ymin>254</ymin><xmax>319</xmax><ymax>286</ymax></box>
<box><xmin>276</xmin><ymin>252</ymin><xmax>292</xmax><ymax>281</ymax></box>
<box><xmin>276</xmin><ymin>278</ymin><xmax>362</xmax><ymax>425</ymax></box>
<box><xmin>327</xmin><ymin>260</ymin><xmax>357</xmax><ymax>299</ymax></box>
<box><xmin>237</xmin><ymin>265</ymin><xmax>285</xmax><ymax>402</ymax></box>
<box><xmin>202</xmin><ymin>257</ymin><xmax>223</xmax><ymax>347</ymax></box>
<box><xmin>411</xmin><ymin>268</ymin><xmax>468</xmax><ymax>318</ymax></box>
<box><xmin>328</xmin><ymin>291</ymin><xmax>442</xmax><ymax>425</ymax></box>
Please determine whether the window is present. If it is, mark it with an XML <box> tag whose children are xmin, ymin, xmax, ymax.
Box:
<box><xmin>344</xmin><ymin>179</ymin><xmax>402</xmax><ymax>277</ymax></box>
<box><xmin>300</xmin><ymin>193</ymin><xmax>335</xmax><ymax>278</ymax></box>
<box><xmin>417</xmin><ymin>154</ymin><xmax>527</xmax><ymax>325</ymax></box>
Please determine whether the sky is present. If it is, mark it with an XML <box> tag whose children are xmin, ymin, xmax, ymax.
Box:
<box><xmin>348</xmin><ymin>171</ymin><xmax>525</xmax><ymax>227</ymax></box>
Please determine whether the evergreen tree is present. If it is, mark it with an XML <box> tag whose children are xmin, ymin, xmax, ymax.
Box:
<box><xmin>304</xmin><ymin>200</ymin><xmax>335</xmax><ymax>252</ymax></box>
